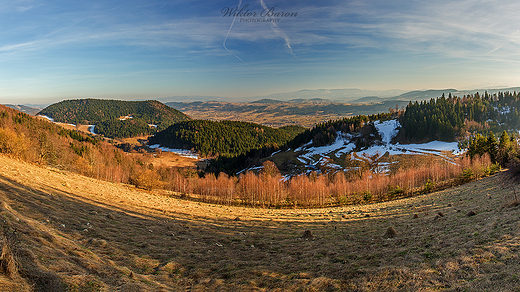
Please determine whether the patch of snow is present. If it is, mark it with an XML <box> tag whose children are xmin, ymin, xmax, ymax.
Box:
<box><xmin>296</xmin><ymin>157</ymin><xmax>308</xmax><ymax>164</ymax></box>
<box><xmin>374</xmin><ymin>120</ymin><xmax>399</xmax><ymax>144</ymax></box>
<box><xmin>290</xmin><ymin>118</ymin><xmax>465</xmax><ymax>174</ymax></box>
<box><xmin>37</xmin><ymin>115</ymin><xmax>54</xmax><ymax>122</ymax></box>
<box><xmin>148</xmin><ymin>124</ymin><xmax>157</xmax><ymax>128</ymax></box>
<box><xmin>303</xmin><ymin>132</ymin><xmax>347</xmax><ymax>157</ymax></box>
<box><xmin>295</xmin><ymin>140</ymin><xmax>313</xmax><ymax>152</ymax></box>
<box><xmin>495</xmin><ymin>106</ymin><xmax>511</xmax><ymax>115</ymax></box>
<box><xmin>148</xmin><ymin>144</ymin><xmax>199</xmax><ymax>159</ymax></box>
<box><xmin>237</xmin><ymin>165</ymin><xmax>264</xmax><ymax>175</ymax></box>
<box><xmin>324</xmin><ymin>163</ymin><xmax>342</xmax><ymax>169</ymax></box>
<box><xmin>119</xmin><ymin>115</ymin><xmax>133</xmax><ymax>121</ymax></box>
<box><xmin>271</xmin><ymin>150</ymin><xmax>281</xmax><ymax>157</ymax></box>
<box><xmin>88</xmin><ymin>125</ymin><xmax>96</xmax><ymax>135</ymax></box>
<box><xmin>335</xmin><ymin>143</ymin><xmax>356</xmax><ymax>157</ymax></box>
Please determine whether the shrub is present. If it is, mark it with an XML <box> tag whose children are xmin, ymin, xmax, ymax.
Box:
<box><xmin>459</xmin><ymin>168</ymin><xmax>475</xmax><ymax>183</ymax></box>
<box><xmin>388</xmin><ymin>185</ymin><xmax>404</xmax><ymax>197</ymax></box>
<box><xmin>130</xmin><ymin>168</ymin><xmax>162</xmax><ymax>191</ymax></box>
<box><xmin>362</xmin><ymin>191</ymin><xmax>373</xmax><ymax>202</ymax></box>
<box><xmin>423</xmin><ymin>179</ymin><xmax>435</xmax><ymax>193</ymax></box>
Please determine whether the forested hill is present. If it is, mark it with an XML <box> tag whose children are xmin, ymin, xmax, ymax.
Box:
<box><xmin>289</xmin><ymin>91</ymin><xmax>520</xmax><ymax>148</ymax></box>
<box><xmin>38</xmin><ymin>99</ymin><xmax>191</xmax><ymax>128</ymax></box>
<box><xmin>149</xmin><ymin>120</ymin><xmax>306</xmax><ymax>157</ymax></box>
<box><xmin>399</xmin><ymin>91</ymin><xmax>520</xmax><ymax>142</ymax></box>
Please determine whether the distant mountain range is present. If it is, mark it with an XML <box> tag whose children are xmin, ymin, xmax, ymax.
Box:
<box><xmin>4</xmin><ymin>86</ymin><xmax>520</xmax><ymax>117</ymax></box>
<box><xmin>3</xmin><ymin>104</ymin><xmax>42</xmax><ymax>115</ymax></box>
<box><xmin>158</xmin><ymin>86</ymin><xmax>520</xmax><ymax>104</ymax></box>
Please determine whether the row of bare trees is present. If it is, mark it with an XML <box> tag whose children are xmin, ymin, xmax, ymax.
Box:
<box><xmin>162</xmin><ymin>156</ymin><xmax>496</xmax><ymax>208</ymax></box>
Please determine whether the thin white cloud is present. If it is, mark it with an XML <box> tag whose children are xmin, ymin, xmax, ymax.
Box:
<box><xmin>1</xmin><ymin>0</ymin><xmax>520</xmax><ymax>75</ymax></box>
<box><xmin>259</xmin><ymin>0</ymin><xmax>295</xmax><ymax>56</ymax></box>
<box><xmin>222</xmin><ymin>0</ymin><xmax>247</xmax><ymax>63</ymax></box>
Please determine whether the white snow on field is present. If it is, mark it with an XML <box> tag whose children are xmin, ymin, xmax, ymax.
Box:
<box><xmin>88</xmin><ymin>125</ymin><xmax>96</xmax><ymax>135</ymax></box>
<box><xmin>495</xmin><ymin>106</ymin><xmax>511</xmax><ymax>115</ymax></box>
<box><xmin>335</xmin><ymin>142</ymin><xmax>356</xmax><ymax>157</ymax></box>
<box><xmin>119</xmin><ymin>115</ymin><xmax>133</xmax><ymax>121</ymax></box>
<box><xmin>300</xmin><ymin>132</ymin><xmax>353</xmax><ymax>159</ymax></box>
<box><xmin>37</xmin><ymin>115</ymin><xmax>54</xmax><ymax>122</ymax></box>
<box><xmin>294</xmin><ymin>141</ymin><xmax>312</xmax><ymax>152</ymax></box>
<box><xmin>236</xmin><ymin>165</ymin><xmax>264</xmax><ymax>175</ymax></box>
<box><xmin>148</xmin><ymin>144</ymin><xmax>199</xmax><ymax>159</ymax></box>
<box><xmin>374</xmin><ymin>120</ymin><xmax>399</xmax><ymax>143</ymax></box>
<box><xmin>291</xmin><ymin>119</ymin><xmax>462</xmax><ymax>171</ymax></box>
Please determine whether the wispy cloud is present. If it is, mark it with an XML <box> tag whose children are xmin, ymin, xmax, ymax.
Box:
<box><xmin>222</xmin><ymin>0</ymin><xmax>247</xmax><ymax>63</ymax></box>
<box><xmin>259</xmin><ymin>0</ymin><xmax>295</xmax><ymax>56</ymax></box>
<box><xmin>1</xmin><ymin>0</ymin><xmax>520</xmax><ymax>101</ymax></box>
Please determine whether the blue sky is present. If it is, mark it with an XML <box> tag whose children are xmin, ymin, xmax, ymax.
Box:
<box><xmin>1</xmin><ymin>0</ymin><xmax>520</xmax><ymax>104</ymax></box>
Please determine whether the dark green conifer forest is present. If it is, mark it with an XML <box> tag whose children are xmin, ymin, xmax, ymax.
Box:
<box><xmin>399</xmin><ymin>91</ymin><xmax>520</xmax><ymax>142</ymax></box>
<box><xmin>38</xmin><ymin>99</ymin><xmax>191</xmax><ymax>138</ymax></box>
<box><xmin>149</xmin><ymin>120</ymin><xmax>305</xmax><ymax>157</ymax></box>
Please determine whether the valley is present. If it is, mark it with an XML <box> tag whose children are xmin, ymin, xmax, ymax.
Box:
<box><xmin>166</xmin><ymin>100</ymin><xmax>409</xmax><ymax>128</ymax></box>
<box><xmin>2</xmin><ymin>90</ymin><xmax>520</xmax><ymax>290</ymax></box>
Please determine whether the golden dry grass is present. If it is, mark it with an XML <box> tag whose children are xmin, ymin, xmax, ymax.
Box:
<box><xmin>1</xmin><ymin>154</ymin><xmax>520</xmax><ymax>291</ymax></box>
<box><xmin>181</xmin><ymin>108</ymin><xmax>346</xmax><ymax>128</ymax></box>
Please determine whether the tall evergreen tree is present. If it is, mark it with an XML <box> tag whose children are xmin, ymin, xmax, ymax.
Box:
<box><xmin>486</xmin><ymin>131</ymin><xmax>499</xmax><ymax>163</ymax></box>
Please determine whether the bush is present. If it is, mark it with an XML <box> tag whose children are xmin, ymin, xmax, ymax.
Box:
<box><xmin>0</xmin><ymin>128</ymin><xmax>27</xmax><ymax>158</ymax></box>
<box><xmin>388</xmin><ymin>185</ymin><xmax>404</xmax><ymax>197</ymax></box>
<box><xmin>459</xmin><ymin>168</ymin><xmax>475</xmax><ymax>183</ymax></box>
<box><xmin>130</xmin><ymin>168</ymin><xmax>162</xmax><ymax>191</ymax></box>
<box><xmin>423</xmin><ymin>179</ymin><xmax>435</xmax><ymax>193</ymax></box>
<box><xmin>362</xmin><ymin>191</ymin><xmax>373</xmax><ymax>202</ymax></box>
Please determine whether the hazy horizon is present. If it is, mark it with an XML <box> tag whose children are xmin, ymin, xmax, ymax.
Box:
<box><xmin>1</xmin><ymin>0</ymin><xmax>520</xmax><ymax>104</ymax></box>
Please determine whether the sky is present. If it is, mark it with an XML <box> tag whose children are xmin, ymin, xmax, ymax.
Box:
<box><xmin>1</xmin><ymin>0</ymin><xmax>520</xmax><ymax>104</ymax></box>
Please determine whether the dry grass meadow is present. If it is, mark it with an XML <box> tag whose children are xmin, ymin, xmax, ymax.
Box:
<box><xmin>1</xmin><ymin>154</ymin><xmax>520</xmax><ymax>291</ymax></box>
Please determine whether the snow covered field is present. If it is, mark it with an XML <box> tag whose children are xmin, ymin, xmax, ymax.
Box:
<box><xmin>294</xmin><ymin>119</ymin><xmax>461</xmax><ymax>170</ymax></box>
<box><xmin>148</xmin><ymin>144</ymin><xmax>199</xmax><ymax>159</ymax></box>
<box><xmin>36</xmin><ymin>115</ymin><xmax>54</xmax><ymax>122</ymax></box>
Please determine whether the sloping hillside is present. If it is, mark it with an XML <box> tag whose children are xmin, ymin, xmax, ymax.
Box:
<box><xmin>38</xmin><ymin>99</ymin><xmax>191</xmax><ymax>137</ymax></box>
<box><xmin>1</xmin><ymin>154</ymin><xmax>520</xmax><ymax>291</ymax></box>
<box><xmin>39</xmin><ymin>99</ymin><xmax>190</xmax><ymax>125</ymax></box>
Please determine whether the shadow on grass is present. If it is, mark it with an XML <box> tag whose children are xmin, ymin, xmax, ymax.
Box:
<box><xmin>1</xmin><ymin>172</ymin><xmax>520</xmax><ymax>291</ymax></box>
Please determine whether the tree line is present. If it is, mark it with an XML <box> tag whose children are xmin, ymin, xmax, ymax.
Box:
<box><xmin>400</xmin><ymin>91</ymin><xmax>520</xmax><ymax>142</ymax></box>
<box><xmin>288</xmin><ymin>112</ymin><xmax>394</xmax><ymax>148</ymax></box>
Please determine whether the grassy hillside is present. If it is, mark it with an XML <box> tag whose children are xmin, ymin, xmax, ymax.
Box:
<box><xmin>1</xmin><ymin>154</ymin><xmax>520</xmax><ymax>291</ymax></box>
<box><xmin>0</xmin><ymin>104</ymin><xmax>171</xmax><ymax>189</ymax></box>
<box><xmin>38</xmin><ymin>99</ymin><xmax>191</xmax><ymax>137</ymax></box>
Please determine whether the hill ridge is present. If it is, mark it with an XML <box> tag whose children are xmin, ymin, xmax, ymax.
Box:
<box><xmin>38</xmin><ymin>98</ymin><xmax>191</xmax><ymax>138</ymax></box>
<box><xmin>39</xmin><ymin>98</ymin><xmax>188</xmax><ymax>124</ymax></box>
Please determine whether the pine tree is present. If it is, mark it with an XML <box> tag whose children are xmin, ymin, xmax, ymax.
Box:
<box><xmin>486</xmin><ymin>131</ymin><xmax>499</xmax><ymax>163</ymax></box>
